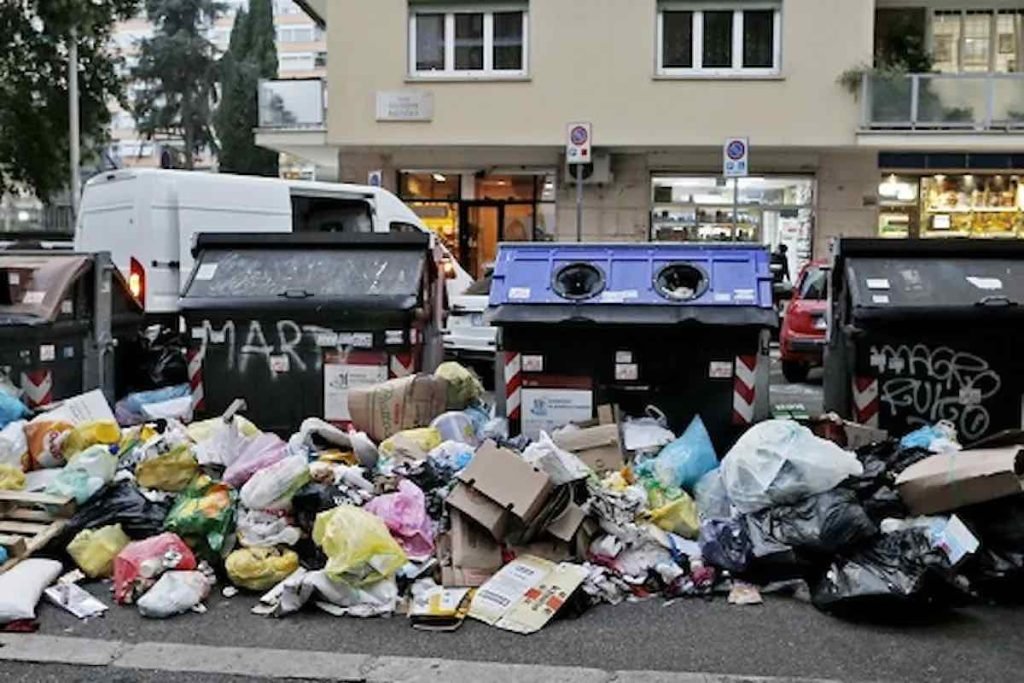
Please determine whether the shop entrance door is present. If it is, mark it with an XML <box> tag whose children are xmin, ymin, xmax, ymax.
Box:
<box><xmin>460</xmin><ymin>202</ymin><xmax>500</xmax><ymax>280</ymax></box>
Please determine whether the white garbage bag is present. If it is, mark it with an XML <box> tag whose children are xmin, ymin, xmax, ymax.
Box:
<box><xmin>137</xmin><ymin>570</ymin><xmax>211</xmax><ymax>618</ymax></box>
<box><xmin>720</xmin><ymin>420</ymin><xmax>863</xmax><ymax>514</ymax></box>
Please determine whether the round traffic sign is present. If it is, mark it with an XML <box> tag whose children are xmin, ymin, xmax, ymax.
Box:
<box><xmin>726</xmin><ymin>139</ymin><xmax>747</xmax><ymax>160</ymax></box>
<box><xmin>570</xmin><ymin>126</ymin><xmax>589</xmax><ymax>146</ymax></box>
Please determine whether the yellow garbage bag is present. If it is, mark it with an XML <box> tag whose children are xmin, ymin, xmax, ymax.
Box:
<box><xmin>379</xmin><ymin>427</ymin><xmax>441</xmax><ymax>462</ymax></box>
<box><xmin>0</xmin><ymin>463</ymin><xmax>25</xmax><ymax>490</ymax></box>
<box><xmin>67</xmin><ymin>524</ymin><xmax>131</xmax><ymax>578</ymax></box>
<box><xmin>135</xmin><ymin>444</ymin><xmax>198</xmax><ymax>492</ymax></box>
<box><xmin>434</xmin><ymin>361</ymin><xmax>483</xmax><ymax>409</ymax></box>
<box><xmin>648</xmin><ymin>493</ymin><xmax>700</xmax><ymax>539</ymax></box>
<box><xmin>313</xmin><ymin>505</ymin><xmax>407</xmax><ymax>586</ymax></box>
<box><xmin>187</xmin><ymin>416</ymin><xmax>260</xmax><ymax>443</ymax></box>
<box><xmin>63</xmin><ymin>421</ymin><xmax>121</xmax><ymax>459</ymax></box>
<box><xmin>225</xmin><ymin>546</ymin><xmax>300</xmax><ymax>591</ymax></box>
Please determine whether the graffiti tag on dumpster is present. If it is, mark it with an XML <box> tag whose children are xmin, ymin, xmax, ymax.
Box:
<box><xmin>193</xmin><ymin>319</ymin><xmax>375</xmax><ymax>378</ymax></box>
<box><xmin>870</xmin><ymin>343</ymin><xmax>1001</xmax><ymax>441</ymax></box>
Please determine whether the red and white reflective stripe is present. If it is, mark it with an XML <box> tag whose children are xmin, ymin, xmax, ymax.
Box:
<box><xmin>732</xmin><ymin>355</ymin><xmax>757</xmax><ymax>425</ymax></box>
<box><xmin>852</xmin><ymin>376</ymin><xmax>880</xmax><ymax>427</ymax></box>
<box><xmin>389</xmin><ymin>352</ymin><xmax>414</xmax><ymax>379</ymax></box>
<box><xmin>187</xmin><ymin>348</ymin><xmax>205</xmax><ymax>414</ymax></box>
<box><xmin>504</xmin><ymin>352</ymin><xmax>522</xmax><ymax>420</ymax></box>
<box><xmin>21</xmin><ymin>370</ymin><xmax>52</xmax><ymax>409</ymax></box>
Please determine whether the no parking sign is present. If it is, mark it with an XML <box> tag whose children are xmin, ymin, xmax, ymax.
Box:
<box><xmin>723</xmin><ymin>137</ymin><xmax>749</xmax><ymax>177</ymax></box>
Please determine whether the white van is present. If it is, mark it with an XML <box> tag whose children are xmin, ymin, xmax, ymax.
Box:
<box><xmin>74</xmin><ymin>168</ymin><xmax>471</xmax><ymax>316</ymax></box>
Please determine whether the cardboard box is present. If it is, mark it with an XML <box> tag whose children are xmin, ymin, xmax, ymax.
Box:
<box><xmin>436</xmin><ymin>526</ymin><xmax>500</xmax><ymax>588</ymax></box>
<box><xmin>553</xmin><ymin>424</ymin><xmax>625</xmax><ymax>474</ymax></box>
<box><xmin>544</xmin><ymin>502</ymin><xmax>588</xmax><ymax>543</ymax></box>
<box><xmin>448</xmin><ymin>441</ymin><xmax>553</xmax><ymax>533</ymax></box>
<box><xmin>506</xmin><ymin>539</ymin><xmax>572</xmax><ymax>563</ymax></box>
<box><xmin>895</xmin><ymin>446</ymin><xmax>1024</xmax><ymax>515</ymax></box>
<box><xmin>450</xmin><ymin>510</ymin><xmax>503</xmax><ymax>569</ymax></box>
<box><xmin>347</xmin><ymin>375</ymin><xmax>448</xmax><ymax>442</ymax></box>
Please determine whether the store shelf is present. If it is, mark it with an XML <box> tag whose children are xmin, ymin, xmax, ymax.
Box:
<box><xmin>925</xmin><ymin>207</ymin><xmax>1021</xmax><ymax>214</ymax></box>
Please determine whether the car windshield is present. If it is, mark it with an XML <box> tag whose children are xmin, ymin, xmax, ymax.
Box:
<box><xmin>799</xmin><ymin>267</ymin><xmax>828</xmax><ymax>300</ymax></box>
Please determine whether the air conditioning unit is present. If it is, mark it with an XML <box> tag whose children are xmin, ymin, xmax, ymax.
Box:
<box><xmin>564</xmin><ymin>152</ymin><xmax>613</xmax><ymax>185</ymax></box>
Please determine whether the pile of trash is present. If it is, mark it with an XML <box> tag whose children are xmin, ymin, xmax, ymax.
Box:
<box><xmin>1</xmin><ymin>364</ymin><xmax>1023</xmax><ymax>632</ymax></box>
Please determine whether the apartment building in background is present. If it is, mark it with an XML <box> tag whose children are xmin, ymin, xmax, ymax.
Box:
<box><xmin>258</xmin><ymin>0</ymin><xmax>1024</xmax><ymax>280</ymax></box>
<box><xmin>109</xmin><ymin>0</ymin><xmax>326</xmax><ymax>176</ymax></box>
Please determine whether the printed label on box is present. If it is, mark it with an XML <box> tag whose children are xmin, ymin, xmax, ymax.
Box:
<box><xmin>323</xmin><ymin>362</ymin><xmax>388</xmax><ymax>421</ymax></box>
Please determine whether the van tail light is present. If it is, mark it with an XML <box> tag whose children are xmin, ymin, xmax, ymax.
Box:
<box><xmin>128</xmin><ymin>257</ymin><xmax>146</xmax><ymax>304</ymax></box>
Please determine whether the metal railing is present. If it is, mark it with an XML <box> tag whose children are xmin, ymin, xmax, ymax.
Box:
<box><xmin>258</xmin><ymin>78</ymin><xmax>326</xmax><ymax>129</ymax></box>
<box><xmin>861</xmin><ymin>72</ymin><xmax>1024</xmax><ymax>131</ymax></box>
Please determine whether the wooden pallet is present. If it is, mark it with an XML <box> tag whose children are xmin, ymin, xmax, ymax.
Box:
<box><xmin>0</xmin><ymin>491</ymin><xmax>76</xmax><ymax>573</ymax></box>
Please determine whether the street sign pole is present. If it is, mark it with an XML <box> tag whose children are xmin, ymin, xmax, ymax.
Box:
<box><xmin>566</xmin><ymin>122</ymin><xmax>592</xmax><ymax>244</ymax></box>
<box><xmin>576</xmin><ymin>162</ymin><xmax>583</xmax><ymax>242</ymax></box>
<box><xmin>723</xmin><ymin>137</ymin><xmax>750</xmax><ymax>241</ymax></box>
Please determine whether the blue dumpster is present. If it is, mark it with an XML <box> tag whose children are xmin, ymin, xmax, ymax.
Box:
<box><xmin>489</xmin><ymin>243</ymin><xmax>776</xmax><ymax>449</ymax></box>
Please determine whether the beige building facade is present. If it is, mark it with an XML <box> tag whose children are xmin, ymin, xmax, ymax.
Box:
<box><xmin>261</xmin><ymin>0</ymin><xmax>1024</xmax><ymax>278</ymax></box>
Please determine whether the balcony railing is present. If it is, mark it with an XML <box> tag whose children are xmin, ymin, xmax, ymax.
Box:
<box><xmin>861</xmin><ymin>73</ymin><xmax>1024</xmax><ymax>131</ymax></box>
<box><xmin>258</xmin><ymin>78</ymin><xmax>325</xmax><ymax>129</ymax></box>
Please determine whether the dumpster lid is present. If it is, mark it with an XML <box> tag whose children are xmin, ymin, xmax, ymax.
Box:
<box><xmin>182</xmin><ymin>232</ymin><xmax>429</xmax><ymax>310</ymax></box>
<box><xmin>488</xmin><ymin>242</ymin><xmax>776</xmax><ymax>327</ymax></box>
<box><xmin>837</xmin><ymin>239</ymin><xmax>1024</xmax><ymax>320</ymax></box>
<box><xmin>0</xmin><ymin>254</ymin><xmax>92</xmax><ymax>324</ymax></box>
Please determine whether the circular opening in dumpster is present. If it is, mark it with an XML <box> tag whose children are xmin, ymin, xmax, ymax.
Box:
<box><xmin>552</xmin><ymin>262</ymin><xmax>606</xmax><ymax>301</ymax></box>
<box><xmin>655</xmin><ymin>263</ymin><xmax>708</xmax><ymax>301</ymax></box>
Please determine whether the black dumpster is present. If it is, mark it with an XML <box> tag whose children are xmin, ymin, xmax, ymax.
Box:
<box><xmin>824</xmin><ymin>238</ymin><xmax>1024</xmax><ymax>444</ymax></box>
<box><xmin>181</xmin><ymin>232</ymin><xmax>443</xmax><ymax>435</ymax></box>
<box><xmin>489</xmin><ymin>243</ymin><xmax>777</xmax><ymax>450</ymax></box>
<box><xmin>0</xmin><ymin>251</ymin><xmax>143</xmax><ymax>408</ymax></box>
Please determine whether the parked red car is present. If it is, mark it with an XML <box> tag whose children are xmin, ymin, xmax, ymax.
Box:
<box><xmin>780</xmin><ymin>261</ymin><xmax>829</xmax><ymax>382</ymax></box>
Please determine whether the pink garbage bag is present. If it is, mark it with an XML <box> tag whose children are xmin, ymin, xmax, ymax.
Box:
<box><xmin>365</xmin><ymin>479</ymin><xmax>434</xmax><ymax>559</ymax></box>
<box><xmin>113</xmin><ymin>532</ymin><xmax>196</xmax><ymax>605</ymax></box>
<box><xmin>223</xmin><ymin>433</ymin><xmax>287</xmax><ymax>488</ymax></box>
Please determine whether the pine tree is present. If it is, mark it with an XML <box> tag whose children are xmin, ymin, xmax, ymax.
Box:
<box><xmin>215</xmin><ymin>0</ymin><xmax>278</xmax><ymax>176</ymax></box>
<box><xmin>132</xmin><ymin>0</ymin><xmax>222</xmax><ymax>170</ymax></box>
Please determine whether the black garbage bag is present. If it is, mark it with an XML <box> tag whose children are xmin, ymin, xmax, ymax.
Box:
<box><xmin>962</xmin><ymin>547</ymin><xmax>1024</xmax><ymax>604</ymax></box>
<box><xmin>45</xmin><ymin>481</ymin><xmax>173</xmax><ymax>558</ymax></box>
<box><xmin>841</xmin><ymin>441</ymin><xmax>932</xmax><ymax>523</ymax></box>
<box><xmin>291</xmin><ymin>482</ymin><xmax>349</xmax><ymax>533</ymax></box>
<box><xmin>746</xmin><ymin>489</ymin><xmax>878</xmax><ymax>556</ymax></box>
<box><xmin>812</xmin><ymin>528</ymin><xmax>966</xmax><ymax>616</ymax></box>
<box><xmin>699</xmin><ymin>518</ymin><xmax>754</xmax><ymax>573</ymax></box>
<box><xmin>957</xmin><ymin>495</ymin><xmax>1024</xmax><ymax>549</ymax></box>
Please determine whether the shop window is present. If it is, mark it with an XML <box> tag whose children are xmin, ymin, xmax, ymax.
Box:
<box><xmin>399</xmin><ymin>172</ymin><xmax>461</xmax><ymax>201</ymax></box>
<box><xmin>409</xmin><ymin>6</ymin><xmax>527</xmax><ymax>78</ymax></box>
<box><xmin>658</xmin><ymin>3</ymin><xmax>781</xmax><ymax>76</ymax></box>
<box><xmin>920</xmin><ymin>173</ymin><xmax>1023</xmax><ymax>238</ymax></box>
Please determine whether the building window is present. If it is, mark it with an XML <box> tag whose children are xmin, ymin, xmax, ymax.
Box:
<box><xmin>657</xmin><ymin>3</ymin><xmax>781</xmax><ymax>76</ymax></box>
<box><xmin>276</xmin><ymin>24</ymin><xmax>316</xmax><ymax>43</ymax></box>
<box><xmin>279</xmin><ymin>52</ymin><xmax>316</xmax><ymax>73</ymax></box>
<box><xmin>409</xmin><ymin>6</ymin><xmax>528</xmax><ymax>78</ymax></box>
<box><xmin>932</xmin><ymin>10</ymin><xmax>1024</xmax><ymax>73</ymax></box>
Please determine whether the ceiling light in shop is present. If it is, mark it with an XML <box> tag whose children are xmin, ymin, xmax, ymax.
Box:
<box><xmin>432</xmin><ymin>173</ymin><xmax>447</xmax><ymax>182</ymax></box>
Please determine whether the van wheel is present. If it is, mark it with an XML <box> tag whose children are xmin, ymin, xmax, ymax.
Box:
<box><xmin>782</xmin><ymin>361</ymin><xmax>810</xmax><ymax>383</ymax></box>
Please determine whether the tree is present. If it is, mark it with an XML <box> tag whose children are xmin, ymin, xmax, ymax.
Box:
<box><xmin>132</xmin><ymin>0</ymin><xmax>223</xmax><ymax>170</ymax></box>
<box><xmin>215</xmin><ymin>0</ymin><xmax>279</xmax><ymax>176</ymax></box>
<box><xmin>0</xmin><ymin>0</ymin><xmax>138</xmax><ymax>200</ymax></box>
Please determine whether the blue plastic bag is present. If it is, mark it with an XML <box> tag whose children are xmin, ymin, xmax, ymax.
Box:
<box><xmin>0</xmin><ymin>392</ymin><xmax>28</xmax><ymax>429</ymax></box>
<box><xmin>114</xmin><ymin>384</ymin><xmax>190</xmax><ymax>426</ymax></box>
<box><xmin>651</xmin><ymin>415</ymin><xmax>718</xmax><ymax>493</ymax></box>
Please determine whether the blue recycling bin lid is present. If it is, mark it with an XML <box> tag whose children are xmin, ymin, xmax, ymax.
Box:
<box><xmin>489</xmin><ymin>242</ymin><xmax>776</xmax><ymax>327</ymax></box>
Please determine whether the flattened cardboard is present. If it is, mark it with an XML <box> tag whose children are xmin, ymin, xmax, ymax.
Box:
<box><xmin>895</xmin><ymin>446</ymin><xmax>1024</xmax><ymax>515</ymax></box>
<box><xmin>446</xmin><ymin>483</ymin><xmax>509</xmax><ymax>540</ymax></box>
<box><xmin>441</xmin><ymin>565</ymin><xmax>495</xmax><ymax>588</ymax></box>
<box><xmin>469</xmin><ymin>555</ymin><xmax>589</xmax><ymax>634</ymax></box>
<box><xmin>455</xmin><ymin>440</ymin><xmax>553</xmax><ymax>523</ymax></box>
<box><xmin>553</xmin><ymin>424</ymin><xmax>625</xmax><ymax>474</ymax></box>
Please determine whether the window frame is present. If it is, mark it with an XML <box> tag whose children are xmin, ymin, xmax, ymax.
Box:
<box><xmin>656</xmin><ymin>2</ymin><xmax>782</xmax><ymax>77</ymax></box>
<box><xmin>408</xmin><ymin>4</ymin><xmax>529</xmax><ymax>80</ymax></box>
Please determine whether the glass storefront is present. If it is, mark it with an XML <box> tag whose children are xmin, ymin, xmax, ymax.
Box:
<box><xmin>399</xmin><ymin>172</ymin><xmax>556</xmax><ymax>279</ymax></box>
<box><xmin>651</xmin><ymin>175</ymin><xmax>815</xmax><ymax>275</ymax></box>
<box><xmin>878</xmin><ymin>173</ymin><xmax>1024</xmax><ymax>239</ymax></box>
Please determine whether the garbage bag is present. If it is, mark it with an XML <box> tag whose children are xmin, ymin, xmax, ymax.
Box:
<box><xmin>135</xmin><ymin>443</ymin><xmax>199</xmax><ymax>492</ymax></box>
<box><xmin>811</xmin><ymin>528</ymin><xmax>964</xmax><ymax>614</ymax></box>
<box><xmin>0</xmin><ymin>392</ymin><xmax>28</xmax><ymax>429</ymax></box>
<box><xmin>694</xmin><ymin>469</ymin><xmax>731</xmax><ymax>521</ymax></box>
<box><xmin>430</xmin><ymin>411</ymin><xmax>478</xmax><ymax>446</ymax></box>
<box><xmin>262</xmin><ymin>567</ymin><xmax>399</xmax><ymax>618</ymax></box>
<box><xmin>226</xmin><ymin>546</ymin><xmax>300</xmax><ymax>591</ymax></box>
<box><xmin>720</xmin><ymin>420</ymin><xmax>863</xmax><ymax>514</ymax></box>
<box><xmin>648</xmin><ymin>493</ymin><xmax>700</xmax><ymax>538</ymax></box>
<box><xmin>113</xmin><ymin>532</ymin><xmax>197</xmax><ymax>604</ymax></box>
<box><xmin>115</xmin><ymin>385</ymin><xmax>190</xmax><ymax>426</ymax></box>
<box><xmin>434</xmin><ymin>361</ymin><xmax>483</xmax><ymax>409</ymax></box>
<box><xmin>962</xmin><ymin>547</ymin><xmax>1024</xmax><ymax>604</ymax></box>
<box><xmin>699</xmin><ymin>518</ymin><xmax>754</xmax><ymax>573</ymax></box>
<box><xmin>187</xmin><ymin>415</ymin><xmax>260</xmax><ymax>442</ymax></box>
<box><xmin>379</xmin><ymin>428</ymin><xmax>442</xmax><ymax>463</ymax></box>
<box><xmin>240</xmin><ymin>455</ymin><xmax>310</xmax><ymax>511</ymax></box>
<box><xmin>364</xmin><ymin>479</ymin><xmax>434</xmax><ymax>559</ymax></box>
<box><xmin>621</xmin><ymin>408</ymin><xmax>676</xmax><ymax>453</ymax></box>
<box><xmin>0</xmin><ymin>420</ymin><xmax>27</xmax><ymax>470</ymax></box>
<box><xmin>288</xmin><ymin>418</ymin><xmax>378</xmax><ymax>469</ymax></box>
<box><xmin>163</xmin><ymin>475</ymin><xmax>237</xmax><ymax>554</ymax></box>
<box><xmin>745</xmin><ymin>489</ymin><xmax>878</xmax><ymax>556</ymax></box>
<box><xmin>0</xmin><ymin>559</ymin><xmax>62</xmax><ymax>623</ymax></box>
<box><xmin>313</xmin><ymin>505</ymin><xmax>408</xmax><ymax>586</ymax></box>
<box><xmin>45</xmin><ymin>445</ymin><xmax>118</xmax><ymax>504</ymax></box>
<box><xmin>24</xmin><ymin>419</ymin><xmax>74</xmax><ymax>470</ymax></box>
<box><xmin>67</xmin><ymin>523</ymin><xmax>131</xmax><ymax>578</ymax></box>
<box><xmin>236</xmin><ymin>508</ymin><xmax>301</xmax><ymax>547</ymax></box>
<box><xmin>57</xmin><ymin>481</ymin><xmax>173</xmax><ymax>548</ymax></box>
<box><xmin>648</xmin><ymin>416</ymin><xmax>717</xmax><ymax>493</ymax></box>
<box><xmin>843</xmin><ymin>440</ymin><xmax>932</xmax><ymax>523</ymax></box>
<box><xmin>137</xmin><ymin>570</ymin><xmax>210</xmax><ymax>618</ymax></box>
<box><xmin>292</xmin><ymin>482</ymin><xmax>350</xmax><ymax>534</ymax></box>
<box><xmin>223</xmin><ymin>433</ymin><xmax>287</xmax><ymax>488</ymax></box>
<box><xmin>0</xmin><ymin>463</ymin><xmax>24</xmax><ymax>490</ymax></box>
<box><xmin>192</xmin><ymin>415</ymin><xmax>248</xmax><ymax>468</ymax></box>
<box><xmin>900</xmin><ymin>421</ymin><xmax>960</xmax><ymax>453</ymax></box>
<box><xmin>62</xmin><ymin>421</ymin><xmax>120</xmax><ymax>459</ymax></box>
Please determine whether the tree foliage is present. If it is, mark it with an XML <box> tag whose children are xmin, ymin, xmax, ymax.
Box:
<box><xmin>0</xmin><ymin>0</ymin><xmax>138</xmax><ymax>200</ymax></box>
<box><xmin>215</xmin><ymin>0</ymin><xmax>278</xmax><ymax>176</ymax></box>
<box><xmin>132</xmin><ymin>0</ymin><xmax>223</xmax><ymax>169</ymax></box>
